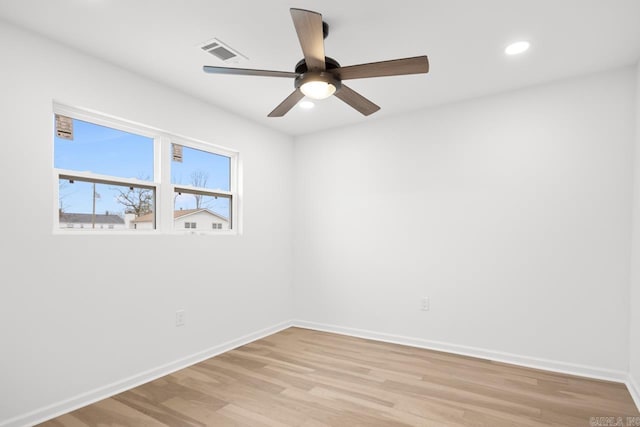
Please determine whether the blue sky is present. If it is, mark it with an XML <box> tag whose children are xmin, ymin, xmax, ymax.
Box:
<box><xmin>55</xmin><ymin>118</ymin><xmax>230</xmax><ymax>217</ymax></box>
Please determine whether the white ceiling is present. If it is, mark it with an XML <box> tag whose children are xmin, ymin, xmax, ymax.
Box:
<box><xmin>1</xmin><ymin>0</ymin><xmax>640</xmax><ymax>136</ymax></box>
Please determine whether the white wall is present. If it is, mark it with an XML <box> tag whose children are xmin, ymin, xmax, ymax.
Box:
<box><xmin>0</xmin><ymin>21</ymin><xmax>293</xmax><ymax>425</ymax></box>
<box><xmin>293</xmin><ymin>67</ymin><xmax>636</xmax><ymax>375</ymax></box>
<box><xmin>1</xmin><ymin>17</ymin><xmax>638</xmax><ymax>426</ymax></box>
<box><xmin>630</xmin><ymin>61</ymin><xmax>640</xmax><ymax>400</ymax></box>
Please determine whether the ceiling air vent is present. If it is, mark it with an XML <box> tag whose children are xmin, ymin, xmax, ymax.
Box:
<box><xmin>199</xmin><ymin>38</ymin><xmax>247</xmax><ymax>65</ymax></box>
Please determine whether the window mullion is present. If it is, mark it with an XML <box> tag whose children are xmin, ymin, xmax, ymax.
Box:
<box><xmin>158</xmin><ymin>137</ymin><xmax>173</xmax><ymax>233</ymax></box>
<box><xmin>231</xmin><ymin>153</ymin><xmax>240</xmax><ymax>234</ymax></box>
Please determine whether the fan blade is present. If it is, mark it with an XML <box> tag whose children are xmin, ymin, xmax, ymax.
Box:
<box><xmin>203</xmin><ymin>66</ymin><xmax>297</xmax><ymax>78</ymax></box>
<box><xmin>334</xmin><ymin>84</ymin><xmax>380</xmax><ymax>116</ymax></box>
<box><xmin>268</xmin><ymin>89</ymin><xmax>305</xmax><ymax>117</ymax></box>
<box><xmin>290</xmin><ymin>8</ymin><xmax>325</xmax><ymax>71</ymax></box>
<box><xmin>333</xmin><ymin>56</ymin><xmax>429</xmax><ymax>80</ymax></box>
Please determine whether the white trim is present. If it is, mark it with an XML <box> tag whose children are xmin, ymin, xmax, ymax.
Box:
<box><xmin>56</xmin><ymin>169</ymin><xmax>156</xmax><ymax>189</ymax></box>
<box><xmin>52</xmin><ymin>168</ymin><xmax>60</xmax><ymax>231</ymax></box>
<box><xmin>292</xmin><ymin>320</ymin><xmax>629</xmax><ymax>383</ymax></box>
<box><xmin>0</xmin><ymin>320</ymin><xmax>293</xmax><ymax>427</ymax></box>
<box><xmin>158</xmin><ymin>136</ymin><xmax>173</xmax><ymax>233</ymax></box>
<box><xmin>233</xmin><ymin>151</ymin><xmax>243</xmax><ymax>235</ymax></box>
<box><xmin>627</xmin><ymin>374</ymin><xmax>640</xmax><ymax>412</ymax></box>
<box><xmin>173</xmin><ymin>184</ymin><xmax>233</xmax><ymax>198</ymax></box>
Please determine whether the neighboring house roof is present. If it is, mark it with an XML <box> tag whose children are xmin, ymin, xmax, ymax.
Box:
<box><xmin>131</xmin><ymin>212</ymin><xmax>155</xmax><ymax>223</ymax></box>
<box><xmin>60</xmin><ymin>212</ymin><xmax>124</xmax><ymax>225</ymax></box>
<box><xmin>132</xmin><ymin>209</ymin><xmax>228</xmax><ymax>223</ymax></box>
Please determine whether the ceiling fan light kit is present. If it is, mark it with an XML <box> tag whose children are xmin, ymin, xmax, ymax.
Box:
<box><xmin>297</xmin><ymin>72</ymin><xmax>340</xmax><ymax>99</ymax></box>
<box><xmin>203</xmin><ymin>8</ymin><xmax>429</xmax><ymax>117</ymax></box>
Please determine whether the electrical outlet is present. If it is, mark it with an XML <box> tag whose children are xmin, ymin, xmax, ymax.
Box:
<box><xmin>421</xmin><ymin>297</ymin><xmax>429</xmax><ymax>311</ymax></box>
<box><xmin>175</xmin><ymin>309</ymin><xmax>185</xmax><ymax>327</ymax></box>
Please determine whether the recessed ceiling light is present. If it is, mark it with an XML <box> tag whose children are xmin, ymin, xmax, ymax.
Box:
<box><xmin>505</xmin><ymin>41</ymin><xmax>530</xmax><ymax>55</ymax></box>
<box><xmin>299</xmin><ymin>101</ymin><xmax>315</xmax><ymax>110</ymax></box>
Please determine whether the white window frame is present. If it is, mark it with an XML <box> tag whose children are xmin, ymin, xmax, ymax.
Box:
<box><xmin>166</xmin><ymin>135</ymin><xmax>237</xmax><ymax>235</ymax></box>
<box><xmin>52</xmin><ymin>102</ymin><xmax>240</xmax><ymax>235</ymax></box>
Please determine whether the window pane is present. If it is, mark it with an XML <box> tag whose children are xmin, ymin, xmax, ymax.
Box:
<box><xmin>174</xmin><ymin>191</ymin><xmax>231</xmax><ymax>230</ymax></box>
<box><xmin>171</xmin><ymin>145</ymin><xmax>230</xmax><ymax>191</ymax></box>
<box><xmin>54</xmin><ymin>118</ymin><xmax>154</xmax><ymax>180</ymax></box>
<box><xmin>58</xmin><ymin>178</ymin><xmax>155</xmax><ymax>230</ymax></box>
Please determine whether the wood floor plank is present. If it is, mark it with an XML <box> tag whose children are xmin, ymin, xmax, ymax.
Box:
<box><xmin>38</xmin><ymin>327</ymin><xmax>639</xmax><ymax>426</ymax></box>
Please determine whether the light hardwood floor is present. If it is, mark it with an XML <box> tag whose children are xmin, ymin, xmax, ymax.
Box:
<box><xmin>40</xmin><ymin>327</ymin><xmax>639</xmax><ymax>426</ymax></box>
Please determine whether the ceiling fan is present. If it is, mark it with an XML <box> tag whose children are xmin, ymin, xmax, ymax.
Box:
<box><xmin>203</xmin><ymin>8</ymin><xmax>429</xmax><ymax>117</ymax></box>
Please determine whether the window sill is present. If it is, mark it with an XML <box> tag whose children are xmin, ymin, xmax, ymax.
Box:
<box><xmin>52</xmin><ymin>229</ymin><xmax>239</xmax><ymax>236</ymax></box>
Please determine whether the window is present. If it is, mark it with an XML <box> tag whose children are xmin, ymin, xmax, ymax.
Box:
<box><xmin>171</xmin><ymin>145</ymin><xmax>230</xmax><ymax>192</ymax></box>
<box><xmin>172</xmin><ymin>144</ymin><xmax>232</xmax><ymax>230</ymax></box>
<box><xmin>53</xmin><ymin>104</ymin><xmax>239</xmax><ymax>234</ymax></box>
<box><xmin>55</xmin><ymin>118</ymin><xmax>153</xmax><ymax>179</ymax></box>
<box><xmin>57</xmin><ymin>176</ymin><xmax>156</xmax><ymax>231</ymax></box>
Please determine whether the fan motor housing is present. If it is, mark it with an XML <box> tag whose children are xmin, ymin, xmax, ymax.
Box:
<box><xmin>294</xmin><ymin>56</ymin><xmax>341</xmax><ymax>74</ymax></box>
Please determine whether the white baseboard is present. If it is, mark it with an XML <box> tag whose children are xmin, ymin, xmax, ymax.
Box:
<box><xmin>4</xmin><ymin>319</ymin><xmax>637</xmax><ymax>427</ymax></box>
<box><xmin>292</xmin><ymin>320</ymin><xmax>629</xmax><ymax>384</ymax></box>
<box><xmin>0</xmin><ymin>320</ymin><xmax>293</xmax><ymax>427</ymax></box>
<box><xmin>628</xmin><ymin>374</ymin><xmax>640</xmax><ymax>412</ymax></box>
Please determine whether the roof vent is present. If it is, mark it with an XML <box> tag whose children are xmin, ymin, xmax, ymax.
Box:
<box><xmin>199</xmin><ymin>38</ymin><xmax>247</xmax><ymax>65</ymax></box>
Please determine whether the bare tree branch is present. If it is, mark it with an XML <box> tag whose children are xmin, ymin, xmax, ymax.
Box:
<box><xmin>112</xmin><ymin>176</ymin><xmax>154</xmax><ymax>216</ymax></box>
<box><xmin>190</xmin><ymin>170</ymin><xmax>209</xmax><ymax>209</ymax></box>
